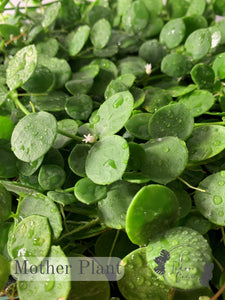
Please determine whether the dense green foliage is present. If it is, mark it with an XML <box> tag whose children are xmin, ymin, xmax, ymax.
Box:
<box><xmin>1</xmin><ymin>0</ymin><xmax>225</xmax><ymax>299</ymax></box>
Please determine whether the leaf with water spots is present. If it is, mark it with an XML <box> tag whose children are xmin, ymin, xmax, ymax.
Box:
<box><xmin>186</xmin><ymin>125</ymin><xmax>225</xmax><ymax>162</ymax></box>
<box><xmin>75</xmin><ymin>177</ymin><xmax>107</xmax><ymax>205</ymax></box>
<box><xmin>118</xmin><ymin>247</ymin><xmax>173</xmax><ymax>300</ymax></box>
<box><xmin>17</xmin><ymin>193</ymin><xmax>62</xmax><ymax>239</ymax></box>
<box><xmin>17</xmin><ymin>246</ymin><xmax>71</xmax><ymax>300</ymax></box>
<box><xmin>141</xmin><ymin>136</ymin><xmax>188</xmax><ymax>184</ymax></box>
<box><xmin>90</xmin><ymin>18</ymin><xmax>111</xmax><ymax>49</ymax></box>
<box><xmin>126</xmin><ymin>184</ymin><xmax>179</xmax><ymax>245</ymax></box>
<box><xmin>194</xmin><ymin>171</ymin><xmax>225</xmax><ymax>226</ymax></box>
<box><xmin>11</xmin><ymin>112</ymin><xmax>57</xmax><ymax>163</ymax></box>
<box><xmin>149</xmin><ymin>102</ymin><xmax>194</xmax><ymax>140</ymax></box>
<box><xmin>6</xmin><ymin>45</ymin><xmax>38</xmax><ymax>91</ymax></box>
<box><xmin>85</xmin><ymin>135</ymin><xmax>130</xmax><ymax>185</ymax></box>
<box><xmin>146</xmin><ymin>226</ymin><xmax>212</xmax><ymax>290</ymax></box>
<box><xmin>7</xmin><ymin>215</ymin><xmax>51</xmax><ymax>266</ymax></box>
<box><xmin>93</xmin><ymin>91</ymin><xmax>134</xmax><ymax>138</ymax></box>
<box><xmin>98</xmin><ymin>180</ymin><xmax>140</xmax><ymax>229</ymax></box>
<box><xmin>0</xmin><ymin>184</ymin><xmax>11</xmax><ymax>222</ymax></box>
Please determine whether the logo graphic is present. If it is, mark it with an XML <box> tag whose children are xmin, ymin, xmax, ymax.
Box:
<box><xmin>153</xmin><ymin>246</ymin><xmax>214</xmax><ymax>290</ymax></box>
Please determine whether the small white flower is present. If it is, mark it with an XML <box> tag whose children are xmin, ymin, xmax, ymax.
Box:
<box><xmin>82</xmin><ymin>134</ymin><xmax>96</xmax><ymax>143</ymax></box>
<box><xmin>145</xmin><ymin>63</ymin><xmax>152</xmax><ymax>75</ymax></box>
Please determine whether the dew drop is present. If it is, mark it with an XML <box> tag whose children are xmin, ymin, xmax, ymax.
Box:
<box><xmin>218</xmin><ymin>211</ymin><xmax>224</xmax><ymax>217</ymax></box>
<box><xmin>220</xmin><ymin>171</ymin><xmax>225</xmax><ymax>178</ymax></box>
<box><xmin>214</xmin><ymin>140</ymin><xmax>221</xmax><ymax>146</ymax></box>
<box><xmin>103</xmin><ymin>159</ymin><xmax>117</xmax><ymax>169</ymax></box>
<box><xmin>218</xmin><ymin>181</ymin><xmax>225</xmax><ymax>186</ymax></box>
<box><xmin>113</xmin><ymin>97</ymin><xmax>124</xmax><ymax>108</ymax></box>
<box><xmin>213</xmin><ymin>195</ymin><xmax>223</xmax><ymax>205</ymax></box>
<box><xmin>163</xmin><ymin>147</ymin><xmax>169</xmax><ymax>153</ymax></box>
<box><xmin>44</xmin><ymin>279</ymin><xmax>55</xmax><ymax>292</ymax></box>
<box><xmin>128</xmin><ymin>282</ymin><xmax>134</xmax><ymax>289</ymax></box>
<box><xmin>136</xmin><ymin>276</ymin><xmax>144</xmax><ymax>285</ymax></box>
<box><xmin>92</xmin><ymin>115</ymin><xmax>100</xmax><ymax>124</ymax></box>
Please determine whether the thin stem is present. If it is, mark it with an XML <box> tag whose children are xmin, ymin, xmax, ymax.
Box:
<box><xmin>11</xmin><ymin>93</ymin><xmax>30</xmax><ymax>115</ymax></box>
<box><xmin>18</xmin><ymin>93</ymin><xmax>48</xmax><ymax>97</ymax></box>
<box><xmin>64</xmin><ymin>187</ymin><xmax>75</xmax><ymax>193</ymax></box>
<box><xmin>195</xmin><ymin>122</ymin><xmax>225</xmax><ymax>127</ymax></box>
<box><xmin>60</xmin><ymin>205</ymin><xmax>69</xmax><ymax>233</ymax></box>
<box><xmin>108</xmin><ymin>230</ymin><xmax>120</xmax><ymax>258</ymax></box>
<box><xmin>221</xmin><ymin>227</ymin><xmax>225</xmax><ymax>246</ymax></box>
<box><xmin>210</xmin><ymin>282</ymin><xmax>225</xmax><ymax>300</ymax></box>
<box><xmin>29</xmin><ymin>101</ymin><xmax>35</xmax><ymax>113</ymax></box>
<box><xmin>178</xmin><ymin>177</ymin><xmax>206</xmax><ymax>192</ymax></box>
<box><xmin>213</xmin><ymin>255</ymin><xmax>224</xmax><ymax>273</ymax></box>
<box><xmin>57</xmin><ymin>217</ymin><xmax>100</xmax><ymax>242</ymax></box>
<box><xmin>57</xmin><ymin>129</ymin><xmax>83</xmax><ymax>142</ymax></box>
<box><xmin>3</xmin><ymin>0</ymin><xmax>60</xmax><ymax>10</ymax></box>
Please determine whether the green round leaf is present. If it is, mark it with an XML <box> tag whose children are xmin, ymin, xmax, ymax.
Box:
<box><xmin>68</xmin><ymin>144</ymin><xmax>91</xmax><ymax>177</ymax></box>
<box><xmin>6</xmin><ymin>45</ymin><xmax>38</xmax><ymax>90</ymax></box>
<box><xmin>32</xmin><ymin>91</ymin><xmax>68</xmax><ymax>112</ymax></box>
<box><xmin>17</xmin><ymin>246</ymin><xmax>71</xmax><ymax>300</ymax></box>
<box><xmin>90</xmin><ymin>19</ymin><xmax>111</xmax><ymax>49</ymax></box>
<box><xmin>17</xmin><ymin>193</ymin><xmax>62</xmax><ymax>239</ymax></box>
<box><xmin>0</xmin><ymin>184</ymin><xmax>11</xmax><ymax>222</ymax></box>
<box><xmin>139</xmin><ymin>39</ymin><xmax>166</xmax><ymax>65</ymax></box>
<box><xmin>191</xmin><ymin>63</ymin><xmax>215</xmax><ymax>90</ymax></box>
<box><xmin>75</xmin><ymin>177</ymin><xmax>107</xmax><ymax>204</ymax></box>
<box><xmin>0</xmin><ymin>140</ymin><xmax>18</xmax><ymax>178</ymax></box>
<box><xmin>166</xmin><ymin>0</ymin><xmax>189</xmax><ymax>18</ymax></box>
<box><xmin>126</xmin><ymin>184</ymin><xmax>179</xmax><ymax>245</ymax></box>
<box><xmin>98</xmin><ymin>180</ymin><xmax>139</xmax><ymax>229</ymax></box>
<box><xmin>53</xmin><ymin>119</ymin><xmax>78</xmax><ymax>149</ymax></box>
<box><xmin>186</xmin><ymin>125</ymin><xmax>225</xmax><ymax>162</ymax></box>
<box><xmin>118</xmin><ymin>56</ymin><xmax>146</xmax><ymax>77</ymax></box>
<box><xmin>0</xmin><ymin>116</ymin><xmax>14</xmax><ymax>140</ymax></box>
<box><xmin>146</xmin><ymin>227</ymin><xmax>212</xmax><ymax>290</ymax></box>
<box><xmin>166</xmin><ymin>84</ymin><xmax>197</xmax><ymax>98</ymax></box>
<box><xmin>180</xmin><ymin>212</ymin><xmax>211</xmax><ymax>235</ymax></box>
<box><xmin>47</xmin><ymin>191</ymin><xmax>76</xmax><ymax>206</ymax></box>
<box><xmin>122</xmin><ymin>0</ymin><xmax>149</xmax><ymax>34</ymax></box>
<box><xmin>125</xmin><ymin>113</ymin><xmax>151</xmax><ymax>140</ymax></box>
<box><xmin>38</xmin><ymin>164</ymin><xmax>66</xmax><ymax>191</ymax></box>
<box><xmin>212</xmin><ymin>52</ymin><xmax>225</xmax><ymax>80</ymax></box>
<box><xmin>69</xmin><ymin>25</ymin><xmax>90</xmax><ymax>56</ymax></box>
<box><xmin>22</xmin><ymin>64</ymin><xmax>55</xmax><ymax>93</ymax></box>
<box><xmin>85</xmin><ymin>135</ymin><xmax>129</xmax><ymax>185</ymax></box>
<box><xmin>0</xmin><ymin>254</ymin><xmax>10</xmax><ymax>292</ymax></box>
<box><xmin>143</xmin><ymin>87</ymin><xmax>172</xmax><ymax>113</ymax></box>
<box><xmin>186</xmin><ymin>0</ymin><xmax>205</xmax><ymax>16</ymax></box>
<box><xmin>161</xmin><ymin>53</ymin><xmax>192</xmax><ymax>77</ymax></box>
<box><xmin>141</xmin><ymin>136</ymin><xmax>188</xmax><ymax>185</ymax></box>
<box><xmin>213</xmin><ymin>0</ymin><xmax>225</xmax><ymax>16</ymax></box>
<box><xmin>38</xmin><ymin>55</ymin><xmax>71</xmax><ymax>89</ymax></box>
<box><xmin>11</xmin><ymin>112</ymin><xmax>57</xmax><ymax>163</ymax></box>
<box><xmin>179</xmin><ymin>90</ymin><xmax>215</xmax><ymax>117</ymax></box>
<box><xmin>160</xmin><ymin>18</ymin><xmax>186</xmax><ymax>49</ymax></box>
<box><xmin>36</xmin><ymin>38</ymin><xmax>59</xmax><ymax>57</ymax></box>
<box><xmin>93</xmin><ymin>91</ymin><xmax>134</xmax><ymax>138</ymax></box>
<box><xmin>194</xmin><ymin>171</ymin><xmax>225</xmax><ymax>226</ymax></box>
<box><xmin>8</xmin><ymin>215</ymin><xmax>51</xmax><ymax>265</ymax></box>
<box><xmin>118</xmin><ymin>247</ymin><xmax>173</xmax><ymax>300</ymax></box>
<box><xmin>41</xmin><ymin>2</ymin><xmax>61</xmax><ymax>28</ymax></box>
<box><xmin>149</xmin><ymin>103</ymin><xmax>194</xmax><ymax>140</ymax></box>
<box><xmin>184</xmin><ymin>28</ymin><xmax>211</xmax><ymax>60</ymax></box>
<box><xmin>65</xmin><ymin>94</ymin><xmax>93</xmax><ymax>121</ymax></box>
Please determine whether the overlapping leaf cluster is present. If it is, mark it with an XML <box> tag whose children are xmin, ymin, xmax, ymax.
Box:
<box><xmin>1</xmin><ymin>0</ymin><xmax>225</xmax><ymax>299</ymax></box>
